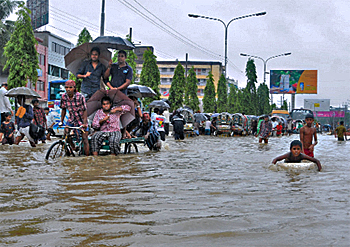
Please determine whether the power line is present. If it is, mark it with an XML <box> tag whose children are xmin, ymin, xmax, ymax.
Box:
<box><xmin>132</xmin><ymin>0</ymin><xmax>221</xmax><ymax>58</ymax></box>
<box><xmin>49</xmin><ymin>5</ymin><xmax>122</xmax><ymax>37</ymax></box>
<box><xmin>115</xmin><ymin>0</ymin><xmax>223</xmax><ymax>61</ymax></box>
<box><xmin>47</xmin><ymin>25</ymin><xmax>79</xmax><ymax>37</ymax></box>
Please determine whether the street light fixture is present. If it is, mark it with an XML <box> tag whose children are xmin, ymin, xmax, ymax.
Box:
<box><xmin>240</xmin><ymin>52</ymin><xmax>291</xmax><ymax>84</ymax></box>
<box><xmin>188</xmin><ymin>12</ymin><xmax>266</xmax><ymax>78</ymax></box>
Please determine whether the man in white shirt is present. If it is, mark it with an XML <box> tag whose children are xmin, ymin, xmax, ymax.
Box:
<box><xmin>163</xmin><ymin>109</ymin><xmax>170</xmax><ymax>136</ymax></box>
<box><xmin>44</xmin><ymin>107</ymin><xmax>56</xmax><ymax>140</ymax></box>
<box><xmin>0</xmin><ymin>83</ymin><xmax>13</xmax><ymax>123</ymax></box>
<box><xmin>151</xmin><ymin>108</ymin><xmax>166</xmax><ymax>141</ymax></box>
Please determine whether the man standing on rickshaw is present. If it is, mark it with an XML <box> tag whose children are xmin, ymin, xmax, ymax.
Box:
<box><xmin>76</xmin><ymin>47</ymin><xmax>107</xmax><ymax>101</ymax></box>
<box><xmin>59</xmin><ymin>80</ymin><xmax>90</xmax><ymax>156</ymax></box>
<box><xmin>104</xmin><ymin>50</ymin><xmax>133</xmax><ymax>94</ymax></box>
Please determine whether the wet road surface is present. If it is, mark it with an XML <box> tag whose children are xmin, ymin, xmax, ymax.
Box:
<box><xmin>0</xmin><ymin>134</ymin><xmax>349</xmax><ymax>246</ymax></box>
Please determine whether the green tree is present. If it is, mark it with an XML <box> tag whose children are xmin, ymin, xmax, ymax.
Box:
<box><xmin>235</xmin><ymin>88</ymin><xmax>244</xmax><ymax>113</ymax></box>
<box><xmin>184</xmin><ymin>67</ymin><xmax>199</xmax><ymax>111</ymax></box>
<box><xmin>270</xmin><ymin>103</ymin><xmax>277</xmax><ymax>111</ymax></box>
<box><xmin>282</xmin><ymin>100</ymin><xmax>288</xmax><ymax>111</ymax></box>
<box><xmin>203</xmin><ymin>70</ymin><xmax>216</xmax><ymax>113</ymax></box>
<box><xmin>3</xmin><ymin>3</ymin><xmax>39</xmax><ymax>88</ymax></box>
<box><xmin>69</xmin><ymin>27</ymin><xmax>94</xmax><ymax>92</ymax></box>
<box><xmin>257</xmin><ymin>83</ymin><xmax>271</xmax><ymax>115</ymax></box>
<box><xmin>112</xmin><ymin>34</ymin><xmax>138</xmax><ymax>84</ymax></box>
<box><xmin>168</xmin><ymin>62</ymin><xmax>185</xmax><ymax>111</ymax></box>
<box><xmin>243</xmin><ymin>58</ymin><xmax>258</xmax><ymax>115</ymax></box>
<box><xmin>77</xmin><ymin>27</ymin><xmax>93</xmax><ymax>45</ymax></box>
<box><xmin>139</xmin><ymin>49</ymin><xmax>160</xmax><ymax>106</ymax></box>
<box><xmin>227</xmin><ymin>84</ymin><xmax>237</xmax><ymax>113</ymax></box>
<box><xmin>216</xmin><ymin>74</ymin><xmax>227</xmax><ymax>112</ymax></box>
<box><xmin>1</xmin><ymin>0</ymin><xmax>21</xmax><ymax>69</ymax></box>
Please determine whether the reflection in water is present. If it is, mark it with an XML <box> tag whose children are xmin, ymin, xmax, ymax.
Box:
<box><xmin>0</xmin><ymin>134</ymin><xmax>349</xmax><ymax>246</ymax></box>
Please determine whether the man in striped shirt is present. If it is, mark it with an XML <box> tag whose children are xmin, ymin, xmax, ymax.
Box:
<box><xmin>60</xmin><ymin>80</ymin><xmax>89</xmax><ymax>155</ymax></box>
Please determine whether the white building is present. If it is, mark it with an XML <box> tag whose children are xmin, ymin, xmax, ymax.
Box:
<box><xmin>34</xmin><ymin>31</ymin><xmax>74</xmax><ymax>82</ymax></box>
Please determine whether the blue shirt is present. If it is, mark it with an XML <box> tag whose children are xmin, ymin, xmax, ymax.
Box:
<box><xmin>109</xmin><ymin>62</ymin><xmax>133</xmax><ymax>94</ymax></box>
<box><xmin>16</xmin><ymin>104</ymin><xmax>33</xmax><ymax>128</ymax></box>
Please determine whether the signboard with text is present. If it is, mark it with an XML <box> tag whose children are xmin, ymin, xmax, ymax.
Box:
<box><xmin>270</xmin><ymin>70</ymin><xmax>317</xmax><ymax>94</ymax></box>
<box><xmin>314</xmin><ymin>111</ymin><xmax>345</xmax><ymax>118</ymax></box>
<box><xmin>27</xmin><ymin>0</ymin><xmax>49</xmax><ymax>29</ymax></box>
<box><xmin>304</xmin><ymin>99</ymin><xmax>330</xmax><ymax>111</ymax></box>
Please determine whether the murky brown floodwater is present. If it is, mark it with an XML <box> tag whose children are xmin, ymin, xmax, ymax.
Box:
<box><xmin>0</xmin><ymin>134</ymin><xmax>349</xmax><ymax>246</ymax></box>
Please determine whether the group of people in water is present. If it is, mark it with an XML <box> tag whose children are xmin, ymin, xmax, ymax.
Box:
<box><xmin>0</xmin><ymin>47</ymin><xmax>348</xmax><ymax>172</ymax></box>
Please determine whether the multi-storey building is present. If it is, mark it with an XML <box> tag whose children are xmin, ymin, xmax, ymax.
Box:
<box><xmin>34</xmin><ymin>31</ymin><xmax>74</xmax><ymax>82</ymax></box>
<box><xmin>156</xmin><ymin>61</ymin><xmax>223</xmax><ymax>99</ymax></box>
<box><xmin>34</xmin><ymin>37</ymin><xmax>48</xmax><ymax>102</ymax></box>
<box><xmin>134</xmin><ymin>47</ymin><xmax>224</xmax><ymax>99</ymax></box>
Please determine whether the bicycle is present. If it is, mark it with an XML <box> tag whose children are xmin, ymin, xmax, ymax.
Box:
<box><xmin>45</xmin><ymin>126</ymin><xmax>85</xmax><ymax>160</ymax></box>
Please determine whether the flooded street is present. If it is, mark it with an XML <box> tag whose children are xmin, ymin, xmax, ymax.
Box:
<box><xmin>0</xmin><ymin>134</ymin><xmax>349</xmax><ymax>246</ymax></box>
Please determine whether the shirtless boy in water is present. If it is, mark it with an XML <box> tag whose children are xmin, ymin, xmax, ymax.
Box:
<box><xmin>300</xmin><ymin>114</ymin><xmax>318</xmax><ymax>157</ymax></box>
<box><xmin>272</xmin><ymin>140</ymin><xmax>322</xmax><ymax>171</ymax></box>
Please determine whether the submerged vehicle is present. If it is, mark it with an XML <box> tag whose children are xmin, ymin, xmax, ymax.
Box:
<box><xmin>270</xmin><ymin>115</ymin><xmax>287</xmax><ymax>136</ymax></box>
<box><xmin>231</xmin><ymin>113</ymin><xmax>248</xmax><ymax>136</ymax></box>
<box><xmin>214</xmin><ymin>112</ymin><xmax>232</xmax><ymax>136</ymax></box>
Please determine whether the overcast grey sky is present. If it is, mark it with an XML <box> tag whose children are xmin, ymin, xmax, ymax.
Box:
<box><xmin>12</xmin><ymin>0</ymin><xmax>350</xmax><ymax>108</ymax></box>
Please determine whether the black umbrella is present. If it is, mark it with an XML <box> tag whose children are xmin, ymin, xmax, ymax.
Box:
<box><xmin>194</xmin><ymin>113</ymin><xmax>207</xmax><ymax>122</ymax></box>
<box><xmin>147</xmin><ymin>100</ymin><xmax>170</xmax><ymax>109</ymax></box>
<box><xmin>92</xmin><ymin>36</ymin><xmax>135</xmax><ymax>50</ymax></box>
<box><xmin>127</xmin><ymin>84</ymin><xmax>157</xmax><ymax>98</ymax></box>
<box><xmin>5</xmin><ymin>87</ymin><xmax>41</xmax><ymax>98</ymax></box>
<box><xmin>64</xmin><ymin>43</ymin><xmax>111</xmax><ymax>75</ymax></box>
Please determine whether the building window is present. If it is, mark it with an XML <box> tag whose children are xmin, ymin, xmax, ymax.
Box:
<box><xmin>197</xmin><ymin>89</ymin><xmax>204</xmax><ymax>96</ymax></box>
<box><xmin>169</xmin><ymin>68</ymin><xmax>175</xmax><ymax>72</ymax></box>
<box><xmin>52</xmin><ymin>42</ymin><xmax>70</xmax><ymax>55</ymax></box>
<box><xmin>197</xmin><ymin>79</ymin><xmax>206</xmax><ymax>86</ymax></box>
<box><xmin>49</xmin><ymin>64</ymin><xmax>60</xmax><ymax>77</ymax></box>
<box><xmin>61</xmin><ymin>69</ymin><xmax>69</xmax><ymax>79</ymax></box>
<box><xmin>37</xmin><ymin>80</ymin><xmax>44</xmax><ymax>91</ymax></box>
<box><xmin>161</xmin><ymin>78</ymin><xmax>172</xmax><ymax>85</ymax></box>
<box><xmin>161</xmin><ymin>68</ymin><xmax>168</xmax><ymax>72</ymax></box>
<box><xmin>38</xmin><ymin>54</ymin><xmax>45</xmax><ymax>65</ymax></box>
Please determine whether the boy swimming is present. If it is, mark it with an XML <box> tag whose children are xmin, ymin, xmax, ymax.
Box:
<box><xmin>272</xmin><ymin>140</ymin><xmax>322</xmax><ymax>171</ymax></box>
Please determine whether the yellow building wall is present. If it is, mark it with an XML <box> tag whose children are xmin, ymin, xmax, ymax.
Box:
<box><xmin>135</xmin><ymin>62</ymin><xmax>223</xmax><ymax>99</ymax></box>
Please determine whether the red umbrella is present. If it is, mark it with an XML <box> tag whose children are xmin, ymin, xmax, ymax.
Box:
<box><xmin>87</xmin><ymin>89</ymin><xmax>135</xmax><ymax>127</ymax></box>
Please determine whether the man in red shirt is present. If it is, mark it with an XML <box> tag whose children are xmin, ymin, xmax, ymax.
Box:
<box><xmin>276</xmin><ymin>122</ymin><xmax>283</xmax><ymax>136</ymax></box>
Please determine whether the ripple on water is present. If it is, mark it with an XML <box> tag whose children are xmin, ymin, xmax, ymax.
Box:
<box><xmin>0</xmin><ymin>134</ymin><xmax>349</xmax><ymax>246</ymax></box>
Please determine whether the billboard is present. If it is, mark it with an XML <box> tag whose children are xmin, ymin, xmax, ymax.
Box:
<box><xmin>270</xmin><ymin>70</ymin><xmax>317</xmax><ymax>94</ymax></box>
<box><xmin>304</xmin><ymin>99</ymin><xmax>330</xmax><ymax>112</ymax></box>
<box><xmin>27</xmin><ymin>0</ymin><xmax>49</xmax><ymax>29</ymax></box>
<box><xmin>314</xmin><ymin>111</ymin><xmax>345</xmax><ymax>118</ymax></box>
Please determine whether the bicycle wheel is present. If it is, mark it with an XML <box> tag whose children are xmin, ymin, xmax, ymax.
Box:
<box><xmin>45</xmin><ymin>140</ymin><xmax>75</xmax><ymax>160</ymax></box>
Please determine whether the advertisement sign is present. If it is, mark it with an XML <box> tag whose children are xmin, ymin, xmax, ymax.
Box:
<box><xmin>270</xmin><ymin>70</ymin><xmax>317</xmax><ymax>94</ymax></box>
<box><xmin>304</xmin><ymin>99</ymin><xmax>330</xmax><ymax>111</ymax></box>
<box><xmin>27</xmin><ymin>0</ymin><xmax>49</xmax><ymax>29</ymax></box>
<box><xmin>314</xmin><ymin>111</ymin><xmax>345</xmax><ymax>118</ymax></box>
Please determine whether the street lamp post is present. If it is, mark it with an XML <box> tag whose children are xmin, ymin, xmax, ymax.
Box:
<box><xmin>240</xmin><ymin>52</ymin><xmax>291</xmax><ymax>106</ymax></box>
<box><xmin>188</xmin><ymin>12</ymin><xmax>266</xmax><ymax>78</ymax></box>
<box><xmin>240</xmin><ymin>52</ymin><xmax>291</xmax><ymax>84</ymax></box>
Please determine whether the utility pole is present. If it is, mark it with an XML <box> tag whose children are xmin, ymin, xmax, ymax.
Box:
<box><xmin>129</xmin><ymin>27</ymin><xmax>132</xmax><ymax>41</ymax></box>
<box><xmin>100</xmin><ymin>0</ymin><xmax>105</xmax><ymax>36</ymax></box>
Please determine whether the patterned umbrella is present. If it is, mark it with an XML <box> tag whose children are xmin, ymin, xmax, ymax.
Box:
<box><xmin>87</xmin><ymin>89</ymin><xmax>135</xmax><ymax>127</ymax></box>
